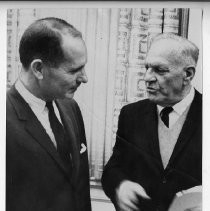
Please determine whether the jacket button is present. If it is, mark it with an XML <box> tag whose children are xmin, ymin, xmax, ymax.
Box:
<box><xmin>162</xmin><ymin>177</ymin><xmax>167</xmax><ymax>183</ymax></box>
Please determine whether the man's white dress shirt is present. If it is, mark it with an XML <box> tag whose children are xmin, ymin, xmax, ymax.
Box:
<box><xmin>157</xmin><ymin>87</ymin><xmax>195</xmax><ymax>128</ymax></box>
<box><xmin>15</xmin><ymin>79</ymin><xmax>63</xmax><ymax>148</ymax></box>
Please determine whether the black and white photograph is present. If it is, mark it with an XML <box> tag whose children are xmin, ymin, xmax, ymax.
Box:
<box><xmin>4</xmin><ymin>5</ymin><xmax>207</xmax><ymax>211</ymax></box>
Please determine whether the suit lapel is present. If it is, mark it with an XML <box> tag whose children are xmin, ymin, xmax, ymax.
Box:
<box><xmin>56</xmin><ymin>100</ymin><xmax>80</xmax><ymax>186</ymax></box>
<box><xmin>25</xmin><ymin>116</ymin><xmax>74</xmax><ymax>179</ymax></box>
<box><xmin>8</xmin><ymin>86</ymin><xmax>73</xmax><ymax>182</ymax></box>
<box><xmin>168</xmin><ymin>91</ymin><xmax>202</xmax><ymax>166</ymax></box>
<box><xmin>144</xmin><ymin>102</ymin><xmax>163</xmax><ymax>169</ymax></box>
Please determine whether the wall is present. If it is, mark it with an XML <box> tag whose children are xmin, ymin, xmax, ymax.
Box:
<box><xmin>188</xmin><ymin>9</ymin><xmax>203</xmax><ymax>93</ymax></box>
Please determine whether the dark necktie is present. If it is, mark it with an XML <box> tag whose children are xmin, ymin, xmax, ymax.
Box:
<box><xmin>160</xmin><ymin>106</ymin><xmax>173</xmax><ymax>128</ymax></box>
<box><xmin>46</xmin><ymin>101</ymin><xmax>71</xmax><ymax>165</ymax></box>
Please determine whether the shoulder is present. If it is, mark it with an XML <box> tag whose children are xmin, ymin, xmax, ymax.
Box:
<box><xmin>6</xmin><ymin>86</ymin><xmax>20</xmax><ymax>118</ymax></box>
<box><xmin>194</xmin><ymin>89</ymin><xmax>202</xmax><ymax>102</ymax></box>
<box><xmin>191</xmin><ymin>89</ymin><xmax>202</xmax><ymax>111</ymax></box>
<box><xmin>6</xmin><ymin>86</ymin><xmax>16</xmax><ymax>106</ymax></box>
<box><xmin>121</xmin><ymin>98</ymin><xmax>154</xmax><ymax>114</ymax></box>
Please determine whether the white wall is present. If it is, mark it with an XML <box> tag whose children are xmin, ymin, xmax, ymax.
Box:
<box><xmin>188</xmin><ymin>9</ymin><xmax>203</xmax><ymax>93</ymax></box>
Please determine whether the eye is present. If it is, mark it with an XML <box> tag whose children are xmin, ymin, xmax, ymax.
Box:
<box><xmin>153</xmin><ymin>67</ymin><xmax>168</xmax><ymax>75</ymax></box>
<box><xmin>70</xmin><ymin>66</ymin><xmax>84</xmax><ymax>74</ymax></box>
<box><xmin>71</xmin><ymin>68</ymin><xmax>80</xmax><ymax>73</ymax></box>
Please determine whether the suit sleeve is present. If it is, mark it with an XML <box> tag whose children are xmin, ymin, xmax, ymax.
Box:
<box><xmin>101</xmin><ymin>106</ymin><xmax>130</xmax><ymax>205</ymax></box>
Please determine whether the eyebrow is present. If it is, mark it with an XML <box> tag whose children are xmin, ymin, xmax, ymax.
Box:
<box><xmin>145</xmin><ymin>62</ymin><xmax>168</xmax><ymax>69</ymax></box>
<box><xmin>71</xmin><ymin>65</ymin><xmax>85</xmax><ymax>71</ymax></box>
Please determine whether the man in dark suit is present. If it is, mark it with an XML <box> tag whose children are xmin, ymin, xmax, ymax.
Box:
<box><xmin>102</xmin><ymin>33</ymin><xmax>202</xmax><ymax>211</ymax></box>
<box><xmin>7</xmin><ymin>17</ymin><xmax>91</xmax><ymax>211</ymax></box>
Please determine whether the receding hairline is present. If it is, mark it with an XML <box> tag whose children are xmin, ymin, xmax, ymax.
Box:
<box><xmin>33</xmin><ymin>17</ymin><xmax>82</xmax><ymax>38</ymax></box>
<box><xmin>19</xmin><ymin>17</ymin><xmax>84</xmax><ymax>69</ymax></box>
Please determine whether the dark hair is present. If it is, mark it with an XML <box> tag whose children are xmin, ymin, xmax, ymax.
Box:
<box><xmin>19</xmin><ymin>17</ymin><xmax>82</xmax><ymax>69</ymax></box>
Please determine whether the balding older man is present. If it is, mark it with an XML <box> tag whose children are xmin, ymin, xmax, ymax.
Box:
<box><xmin>102</xmin><ymin>33</ymin><xmax>202</xmax><ymax>211</ymax></box>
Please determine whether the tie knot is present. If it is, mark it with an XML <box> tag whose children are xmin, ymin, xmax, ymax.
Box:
<box><xmin>160</xmin><ymin>107</ymin><xmax>173</xmax><ymax>128</ymax></box>
<box><xmin>160</xmin><ymin>106</ymin><xmax>173</xmax><ymax>117</ymax></box>
<box><xmin>46</xmin><ymin>101</ymin><xmax>54</xmax><ymax>111</ymax></box>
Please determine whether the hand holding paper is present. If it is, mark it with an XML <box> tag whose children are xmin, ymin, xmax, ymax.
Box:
<box><xmin>169</xmin><ymin>186</ymin><xmax>202</xmax><ymax>211</ymax></box>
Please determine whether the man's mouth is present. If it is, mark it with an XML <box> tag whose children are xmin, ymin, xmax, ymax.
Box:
<box><xmin>73</xmin><ymin>87</ymin><xmax>78</xmax><ymax>91</ymax></box>
<box><xmin>69</xmin><ymin>82</ymin><xmax>81</xmax><ymax>93</ymax></box>
<box><xmin>69</xmin><ymin>86</ymin><xmax>78</xmax><ymax>92</ymax></box>
<box><xmin>146</xmin><ymin>87</ymin><xmax>158</xmax><ymax>92</ymax></box>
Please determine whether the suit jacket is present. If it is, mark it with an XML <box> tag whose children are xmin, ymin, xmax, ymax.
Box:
<box><xmin>102</xmin><ymin>90</ymin><xmax>202</xmax><ymax>211</ymax></box>
<box><xmin>6</xmin><ymin>85</ymin><xmax>91</xmax><ymax>211</ymax></box>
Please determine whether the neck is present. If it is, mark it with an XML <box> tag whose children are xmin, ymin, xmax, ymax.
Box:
<box><xmin>19</xmin><ymin>70</ymin><xmax>45</xmax><ymax>101</ymax></box>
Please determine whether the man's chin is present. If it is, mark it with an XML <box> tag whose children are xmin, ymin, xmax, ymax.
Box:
<box><xmin>147</xmin><ymin>92</ymin><xmax>157</xmax><ymax>100</ymax></box>
<box><xmin>148</xmin><ymin>96</ymin><xmax>172</xmax><ymax>107</ymax></box>
<box><xmin>147</xmin><ymin>95</ymin><xmax>161</xmax><ymax>104</ymax></box>
<box><xmin>65</xmin><ymin>92</ymin><xmax>74</xmax><ymax>99</ymax></box>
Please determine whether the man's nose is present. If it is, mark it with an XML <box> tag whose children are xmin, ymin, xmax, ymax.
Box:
<box><xmin>78</xmin><ymin>69</ymin><xmax>88</xmax><ymax>83</ymax></box>
<box><xmin>144</xmin><ymin>68</ymin><xmax>156</xmax><ymax>82</ymax></box>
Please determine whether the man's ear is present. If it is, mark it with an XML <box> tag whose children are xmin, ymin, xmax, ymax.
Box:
<box><xmin>30</xmin><ymin>59</ymin><xmax>44</xmax><ymax>80</ymax></box>
<box><xmin>183</xmin><ymin>66</ymin><xmax>195</xmax><ymax>85</ymax></box>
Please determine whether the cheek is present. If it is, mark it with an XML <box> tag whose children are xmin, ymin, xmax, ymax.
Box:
<box><xmin>170</xmin><ymin>75</ymin><xmax>183</xmax><ymax>88</ymax></box>
<box><xmin>65</xmin><ymin>76</ymin><xmax>75</xmax><ymax>86</ymax></box>
<box><xmin>58</xmin><ymin>76</ymin><xmax>74</xmax><ymax>87</ymax></box>
<box><xmin>163</xmin><ymin>76</ymin><xmax>183</xmax><ymax>95</ymax></box>
<box><xmin>157</xmin><ymin>76</ymin><xmax>171</xmax><ymax>89</ymax></box>
<box><xmin>160</xmin><ymin>74</ymin><xmax>181</xmax><ymax>86</ymax></box>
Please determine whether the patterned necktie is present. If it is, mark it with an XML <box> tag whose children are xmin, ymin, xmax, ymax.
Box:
<box><xmin>160</xmin><ymin>107</ymin><xmax>173</xmax><ymax>128</ymax></box>
<box><xmin>46</xmin><ymin>101</ymin><xmax>71</xmax><ymax>165</ymax></box>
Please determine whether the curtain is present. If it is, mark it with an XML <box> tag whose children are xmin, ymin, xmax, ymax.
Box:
<box><xmin>7</xmin><ymin>8</ymin><xmax>189</xmax><ymax>183</ymax></box>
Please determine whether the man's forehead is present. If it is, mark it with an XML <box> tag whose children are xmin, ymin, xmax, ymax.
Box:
<box><xmin>62</xmin><ymin>35</ymin><xmax>86</xmax><ymax>50</ymax></box>
<box><xmin>61</xmin><ymin>35</ymin><xmax>87</xmax><ymax>62</ymax></box>
<box><xmin>147</xmin><ymin>40</ymin><xmax>181</xmax><ymax>62</ymax></box>
<box><xmin>149</xmin><ymin>39</ymin><xmax>180</xmax><ymax>53</ymax></box>
<box><xmin>145</xmin><ymin>55</ymin><xmax>169</xmax><ymax>67</ymax></box>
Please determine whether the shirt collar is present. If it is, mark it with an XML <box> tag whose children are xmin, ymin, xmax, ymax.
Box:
<box><xmin>157</xmin><ymin>87</ymin><xmax>195</xmax><ymax>116</ymax></box>
<box><xmin>15</xmin><ymin>79</ymin><xmax>46</xmax><ymax>113</ymax></box>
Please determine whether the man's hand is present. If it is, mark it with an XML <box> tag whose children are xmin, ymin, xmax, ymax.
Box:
<box><xmin>116</xmin><ymin>180</ymin><xmax>151</xmax><ymax>211</ymax></box>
